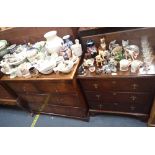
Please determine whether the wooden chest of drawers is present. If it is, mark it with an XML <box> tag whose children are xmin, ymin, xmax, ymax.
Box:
<box><xmin>1</xmin><ymin>61</ymin><xmax>88</xmax><ymax>120</ymax></box>
<box><xmin>78</xmin><ymin>27</ymin><xmax>155</xmax><ymax>121</ymax></box>
<box><xmin>0</xmin><ymin>82</ymin><xmax>17</xmax><ymax>106</ymax></box>
<box><xmin>78</xmin><ymin>77</ymin><xmax>155</xmax><ymax>120</ymax></box>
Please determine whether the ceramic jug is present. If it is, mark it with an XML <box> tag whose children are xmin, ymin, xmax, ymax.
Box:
<box><xmin>44</xmin><ymin>31</ymin><xmax>63</xmax><ymax>55</ymax></box>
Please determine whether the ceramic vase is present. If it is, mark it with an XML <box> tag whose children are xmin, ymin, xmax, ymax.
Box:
<box><xmin>44</xmin><ymin>31</ymin><xmax>63</xmax><ymax>55</ymax></box>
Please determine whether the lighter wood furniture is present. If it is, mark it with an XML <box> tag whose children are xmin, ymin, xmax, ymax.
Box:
<box><xmin>78</xmin><ymin>27</ymin><xmax>155</xmax><ymax>121</ymax></box>
<box><xmin>1</xmin><ymin>60</ymin><xmax>88</xmax><ymax>120</ymax></box>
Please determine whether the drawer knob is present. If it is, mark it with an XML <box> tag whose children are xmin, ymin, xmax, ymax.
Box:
<box><xmin>130</xmin><ymin>96</ymin><xmax>136</xmax><ymax>101</ymax></box>
<box><xmin>132</xmin><ymin>84</ymin><xmax>138</xmax><ymax>90</ymax></box>
<box><xmin>93</xmin><ymin>83</ymin><xmax>98</xmax><ymax>89</ymax></box>
<box><xmin>130</xmin><ymin>106</ymin><xmax>136</xmax><ymax>111</ymax></box>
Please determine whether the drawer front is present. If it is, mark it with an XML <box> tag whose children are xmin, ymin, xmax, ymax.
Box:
<box><xmin>48</xmin><ymin>93</ymin><xmax>80</xmax><ymax>107</ymax></box>
<box><xmin>86</xmin><ymin>91</ymin><xmax>153</xmax><ymax>114</ymax></box>
<box><xmin>113</xmin><ymin>79</ymin><xmax>155</xmax><ymax>92</ymax></box>
<box><xmin>0</xmin><ymin>84</ymin><xmax>15</xmax><ymax>99</ymax></box>
<box><xmin>85</xmin><ymin>91</ymin><xmax>153</xmax><ymax>105</ymax></box>
<box><xmin>7</xmin><ymin>82</ymin><xmax>39</xmax><ymax>94</ymax></box>
<box><xmin>36</xmin><ymin>81</ymin><xmax>75</xmax><ymax>93</ymax></box>
<box><xmin>20</xmin><ymin>94</ymin><xmax>47</xmax><ymax>104</ymax></box>
<box><xmin>43</xmin><ymin>104</ymin><xmax>87</xmax><ymax>118</ymax></box>
<box><xmin>80</xmin><ymin>78</ymin><xmax>155</xmax><ymax>92</ymax></box>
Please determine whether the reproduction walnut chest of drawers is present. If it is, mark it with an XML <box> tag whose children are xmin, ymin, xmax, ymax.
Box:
<box><xmin>78</xmin><ymin>27</ymin><xmax>155</xmax><ymax>121</ymax></box>
<box><xmin>78</xmin><ymin>76</ymin><xmax>155</xmax><ymax>120</ymax></box>
<box><xmin>1</xmin><ymin>61</ymin><xmax>88</xmax><ymax>120</ymax></box>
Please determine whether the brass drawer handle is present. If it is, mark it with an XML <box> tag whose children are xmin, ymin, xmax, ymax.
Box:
<box><xmin>113</xmin><ymin>92</ymin><xmax>117</xmax><ymax>96</ymax></box>
<box><xmin>93</xmin><ymin>83</ymin><xmax>98</xmax><ymax>89</ymax></box>
<box><xmin>130</xmin><ymin>106</ymin><xmax>136</xmax><ymax>111</ymax></box>
<box><xmin>132</xmin><ymin>84</ymin><xmax>138</xmax><ymax>90</ymax></box>
<box><xmin>96</xmin><ymin>94</ymin><xmax>101</xmax><ymax>100</ymax></box>
<box><xmin>113</xmin><ymin>102</ymin><xmax>118</xmax><ymax>106</ymax></box>
<box><xmin>23</xmin><ymin>87</ymin><xmax>26</xmax><ymax>92</ymax></box>
<box><xmin>130</xmin><ymin>96</ymin><xmax>136</xmax><ymax>101</ymax></box>
<box><xmin>112</xmin><ymin>81</ymin><xmax>116</xmax><ymax>84</ymax></box>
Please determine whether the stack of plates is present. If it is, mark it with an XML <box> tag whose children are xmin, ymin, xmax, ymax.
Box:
<box><xmin>0</xmin><ymin>40</ymin><xmax>9</xmax><ymax>57</ymax></box>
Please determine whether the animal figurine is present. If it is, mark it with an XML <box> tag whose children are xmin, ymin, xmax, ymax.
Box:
<box><xmin>86</xmin><ymin>40</ymin><xmax>97</xmax><ymax>58</ymax></box>
<box><xmin>95</xmin><ymin>54</ymin><xmax>104</xmax><ymax>67</ymax></box>
<box><xmin>109</xmin><ymin>40</ymin><xmax>119</xmax><ymax>51</ymax></box>
<box><xmin>78</xmin><ymin>64</ymin><xmax>86</xmax><ymax>75</ymax></box>
<box><xmin>122</xmin><ymin>40</ymin><xmax>140</xmax><ymax>60</ymax></box>
<box><xmin>98</xmin><ymin>37</ymin><xmax>106</xmax><ymax>51</ymax></box>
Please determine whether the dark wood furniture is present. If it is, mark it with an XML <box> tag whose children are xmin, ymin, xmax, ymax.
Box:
<box><xmin>0</xmin><ymin>82</ymin><xmax>17</xmax><ymax>106</ymax></box>
<box><xmin>77</xmin><ymin>27</ymin><xmax>155</xmax><ymax>121</ymax></box>
<box><xmin>0</xmin><ymin>27</ymin><xmax>88</xmax><ymax>120</ymax></box>
<box><xmin>1</xmin><ymin>60</ymin><xmax>88</xmax><ymax>120</ymax></box>
<box><xmin>148</xmin><ymin>97</ymin><xmax>155</xmax><ymax>126</ymax></box>
<box><xmin>0</xmin><ymin>27</ymin><xmax>78</xmax><ymax>44</ymax></box>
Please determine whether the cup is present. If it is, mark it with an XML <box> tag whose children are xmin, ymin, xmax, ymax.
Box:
<box><xmin>120</xmin><ymin>59</ymin><xmax>130</xmax><ymax>71</ymax></box>
<box><xmin>131</xmin><ymin>60</ymin><xmax>142</xmax><ymax>73</ymax></box>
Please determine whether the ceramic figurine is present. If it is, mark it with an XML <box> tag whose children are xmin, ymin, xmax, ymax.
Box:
<box><xmin>71</xmin><ymin>39</ymin><xmax>82</xmax><ymax>57</ymax></box>
<box><xmin>95</xmin><ymin>54</ymin><xmax>104</xmax><ymax>67</ymax></box>
<box><xmin>59</xmin><ymin>43</ymin><xmax>72</xmax><ymax>60</ymax></box>
<box><xmin>109</xmin><ymin>40</ymin><xmax>119</xmax><ymax>51</ymax></box>
<box><xmin>122</xmin><ymin>40</ymin><xmax>140</xmax><ymax>60</ymax></box>
<box><xmin>101</xmin><ymin>65</ymin><xmax>111</xmax><ymax>74</ymax></box>
<box><xmin>83</xmin><ymin>58</ymin><xmax>94</xmax><ymax>67</ymax></box>
<box><xmin>108</xmin><ymin>57</ymin><xmax>117</xmax><ymax>72</ymax></box>
<box><xmin>78</xmin><ymin>64</ymin><xmax>86</xmax><ymax>76</ymax></box>
<box><xmin>85</xmin><ymin>40</ymin><xmax>97</xmax><ymax>58</ymax></box>
<box><xmin>95</xmin><ymin>68</ymin><xmax>102</xmax><ymax>75</ymax></box>
<box><xmin>63</xmin><ymin>35</ymin><xmax>73</xmax><ymax>48</ymax></box>
<box><xmin>89</xmin><ymin>65</ymin><xmax>96</xmax><ymax>73</ymax></box>
<box><xmin>98</xmin><ymin>37</ymin><xmax>106</xmax><ymax>51</ymax></box>
<box><xmin>44</xmin><ymin>31</ymin><xmax>63</xmax><ymax>55</ymax></box>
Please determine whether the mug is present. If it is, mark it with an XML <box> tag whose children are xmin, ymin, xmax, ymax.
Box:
<box><xmin>131</xmin><ymin>60</ymin><xmax>142</xmax><ymax>73</ymax></box>
<box><xmin>120</xmin><ymin>59</ymin><xmax>130</xmax><ymax>71</ymax></box>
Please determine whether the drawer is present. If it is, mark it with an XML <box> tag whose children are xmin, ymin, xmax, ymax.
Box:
<box><xmin>80</xmin><ymin>79</ymin><xmax>113</xmax><ymax>91</ymax></box>
<box><xmin>0</xmin><ymin>84</ymin><xmax>15</xmax><ymax>99</ymax></box>
<box><xmin>7</xmin><ymin>82</ymin><xmax>39</xmax><ymax>94</ymax></box>
<box><xmin>86</xmin><ymin>91</ymin><xmax>153</xmax><ymax>114</ymax></box>
<box><xmin>42</xmin><ymin>104</ymin><xmax>87</xmax><ymax>118</ymax></box>
<box><xmin>85</xmin><ymin>91</ymin><xmax>153</xmax><ymax>105</ymax></box>
<box><xmin>36</xmin><ymin>81</ymin><xmax>76</xmax><ymax>93</ymax></box>
<box><xmin>80</xmin><ymin>78</ymin><xmax>155</xmax><ymax>92</ymax></box>
<box><xmin>90</xmin><ymin>102</ymin><xmax>151</xmax><ymax>114</ymax></box>
<box><xmin>20</xmin><ymin>94</ymin><xmax>48</xmax><ymax>104</ymax></box>
<box><xmin>113</xmin><ymin>79</ymin><xmax>155</xmax><ymax>92</ymax></box>
<box><xmin>48</xmin><ymin>93</ymin><xmax>80</xmax><ymax>107</ymax></box>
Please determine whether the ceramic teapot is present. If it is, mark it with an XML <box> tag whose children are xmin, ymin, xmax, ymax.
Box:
<box><xmin>44</xmin><ymin>31</ymin><xmax>63</xmax><ymax>55</ymax></box>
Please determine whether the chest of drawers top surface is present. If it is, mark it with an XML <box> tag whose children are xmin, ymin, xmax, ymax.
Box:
<box><xmin>0</xmin><ymin>59</ymin><xmax>79</xmax><ymax>81</ymax></box>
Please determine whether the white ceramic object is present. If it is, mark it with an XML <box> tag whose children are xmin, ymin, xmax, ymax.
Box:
<box><xmin>120</xmin><ymin>59</ymin><xmax>130</xmax><ymax>71</ymax></box>
<box><xmin>131</xmin><ymin>60</ymin><xmax>143</xmax><ymax>73</ymax></box>
<box><xmin>71</xmin><ymin>39</ymin><xmax>82</xmax><ymax>57</ymax></box>
<box><xmin>59</xmin><ymin>60</ymin><xmax>74</xmax><ymax>73</ymax></box>
<box><xmin>35</xmin><ymin>59</ymin><xmax>56</xmax><ymax>74</ymax></box>
<box><xmin>44</xmin><ymin>31</ymin><xmax>63</xmax><ymax>55</ymax></box>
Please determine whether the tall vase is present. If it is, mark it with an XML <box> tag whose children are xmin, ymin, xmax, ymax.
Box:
<box><xmin>44</xmin><ymin>31</ymin><xmax>63</xmax><ymax>55</ymax></box>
